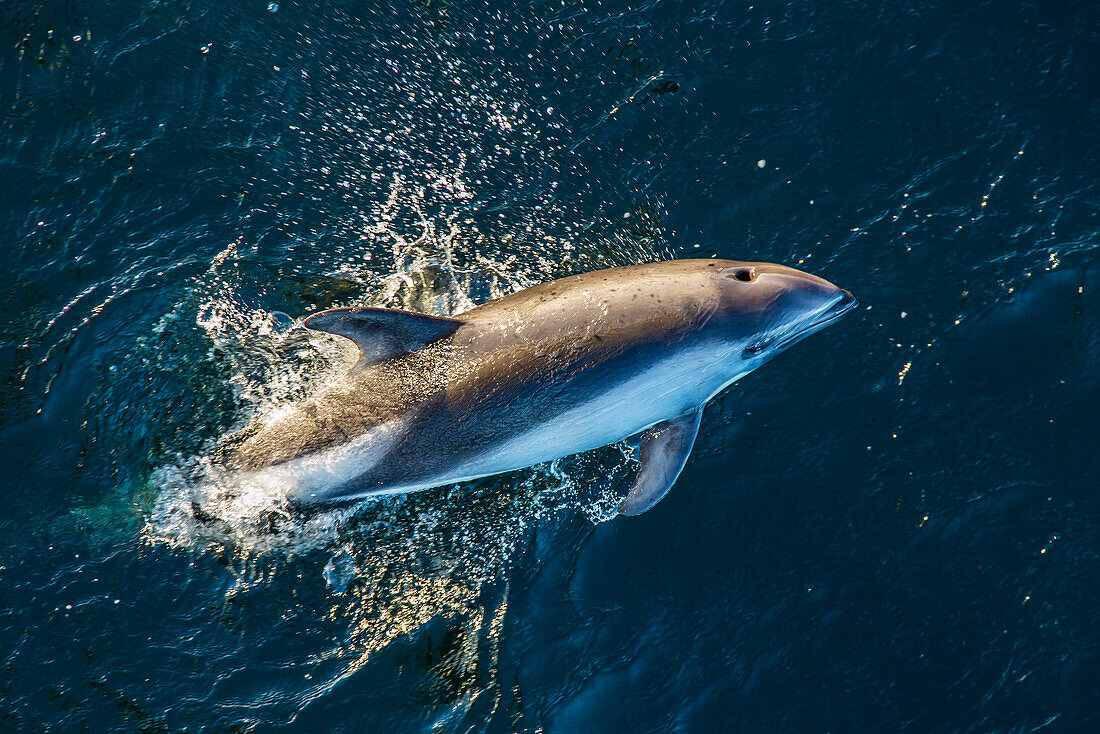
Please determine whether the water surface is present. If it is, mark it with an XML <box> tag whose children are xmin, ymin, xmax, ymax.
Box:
<box><xmin>2</xmin><ymin>0</ymin><xmax>1098</xmax><ymax>731</ymax></box>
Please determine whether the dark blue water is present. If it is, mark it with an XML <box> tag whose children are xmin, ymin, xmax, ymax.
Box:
<box><xmin>3</xmin><ymin>0</ymin><xmax>1098</xmax><ymax>731</ymax></box>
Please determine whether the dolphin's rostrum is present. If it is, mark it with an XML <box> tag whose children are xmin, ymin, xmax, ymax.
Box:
<box><xmin>216</xmin><ymin>259</ymin><xmax>857</xmax><ymax>515</ymax></box>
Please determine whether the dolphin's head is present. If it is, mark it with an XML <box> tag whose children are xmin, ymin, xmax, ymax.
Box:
<box><xmin>704</xmin><ymin>260</ymin><xmax>857</xmax><ymax>368</ymax></box>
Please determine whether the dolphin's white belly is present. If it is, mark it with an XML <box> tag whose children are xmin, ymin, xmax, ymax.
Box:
<box><xmin>441</xmin><ymin>345</ymin><xmax>744</xmax><ymax>484</ymax></box>
<box><xmin>253</xmin><ymin>346</ymin><xmax>748</xmax><ymax>502</ymax></box>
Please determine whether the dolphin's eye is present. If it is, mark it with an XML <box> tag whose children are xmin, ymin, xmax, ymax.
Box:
<box><xmin>725</xmin><ymin>267</ymin><xmax>756</xmax><ymax>283</ymax></box>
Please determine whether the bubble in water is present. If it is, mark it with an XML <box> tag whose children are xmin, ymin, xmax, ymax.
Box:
<box><xmin>323</xmin><ymin>550</ymin><xmax>358</xmax><ymax>593</ymax></box>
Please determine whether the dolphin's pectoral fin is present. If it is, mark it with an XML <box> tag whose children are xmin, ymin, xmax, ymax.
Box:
<box><xmin>303</xmin><ymin>307</ymin><xmax>464</xmax><ymax>371</ymax></box>
<box><xmin>618</xmin><ymin>406</ymin><xmax>704</xmax><ymax>516</ymax></box>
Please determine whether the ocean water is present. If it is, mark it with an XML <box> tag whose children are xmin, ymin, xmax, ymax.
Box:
<box><xmin>2</xmin><ymin>0</ymin><xmax>1098</xmax><ymax>731</ymax></box>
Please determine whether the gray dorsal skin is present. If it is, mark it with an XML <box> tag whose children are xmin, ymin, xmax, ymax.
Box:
<box><xmin>302</xmin><ymin>307</ymin><xmax>464</xmax><ymax>371</ymax></box>
<box><xmin>618</xmin><ymin>406</ymin><xmax>704</xmax><ymax>516</ymax></box>
<box><xmin>216</xmin><ymin>259</ymin><xmax>857</xmax><ymax>515</ymax></box>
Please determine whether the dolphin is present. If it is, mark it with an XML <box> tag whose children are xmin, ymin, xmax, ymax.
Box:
<box><xmin>215</xmin><ymin>259</ymin><xmax>856</xmax><ymax>515</ymax></box>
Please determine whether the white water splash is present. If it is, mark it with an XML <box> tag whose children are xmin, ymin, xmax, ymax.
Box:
<box><xmin>134</xmin><ymin>158</ymin><xmax>641</xmax><ymax>719</ymax></box>
<box><xmin>143</xmin><ymin>168</ymin><xmax>630</xmax><ymax>559</ymax></box>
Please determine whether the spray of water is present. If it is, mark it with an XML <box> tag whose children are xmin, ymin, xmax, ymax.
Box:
<box><xmin>140</xmin><ymin>168</ymin><xmax>636</xmax><ymax>708</ymax></box>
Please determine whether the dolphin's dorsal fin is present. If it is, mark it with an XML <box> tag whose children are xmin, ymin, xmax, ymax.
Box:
<box><xmin>618</xmin><ymin>406</ymin><xmax>703</xmax><ymax>516</ymax></box>
<box><xmin>303</xmin><ymin>307</ymin><xmax>464</xmax><ymax>371</ymax></box>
